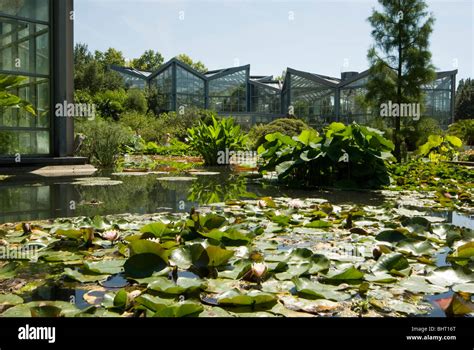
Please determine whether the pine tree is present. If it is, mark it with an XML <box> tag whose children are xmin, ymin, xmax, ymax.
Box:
<box><xmin>366</xmin><ymin>0</ymin><xmax>436</xmax><ymax>161</ymax></box>
<box><xmin>455</xmin><ymin>78</ymin><xmax>474</xmax><ymax>120</ymax></box>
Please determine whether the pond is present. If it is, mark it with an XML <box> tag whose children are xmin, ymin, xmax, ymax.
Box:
<box><xmin>0</xmin><ymin>170</ymin><xmax>473</xmax><ymax>318</ymax></box>
<box><xmin>1</xmin><ymin>171</ymin><xmax>472</xmax><ymax>229</ymax></box>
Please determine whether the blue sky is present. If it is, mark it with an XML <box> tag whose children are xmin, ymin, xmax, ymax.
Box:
<box><xmin>74</xmin><ymin>0</ymin><xmax>473</xmax><ymax>81</ymax></box>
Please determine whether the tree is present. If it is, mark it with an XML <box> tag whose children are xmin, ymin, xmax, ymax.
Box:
<box><xmin>176</xmin><ymin>54</ymin><xmax>207</xmax><ymax>73</ymax></box>
<box><xmin>366</xmin><ymin>0</ymin><xmax>436</xmax><ymax>161</ymax></box>
<box><xmin>455</xmin><ymin>78</ymin><xmax>474</xmax><ymax>120</ymax></box>
<box><xmin>74</xmin><ymin>43</ymin><xmax>93</xmax><ymax>68</ymax></box>
<box><xmin>95</xmin><ymin>48</ymin><xmax>126</xmax><ymax>68</ymax></box>
<box><xmin>131</xmin><ymin>50</ymin><xmax>164</xmax><ymax>72</ymax></box>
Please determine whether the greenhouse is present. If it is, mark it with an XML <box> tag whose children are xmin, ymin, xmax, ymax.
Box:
<box><xmin>0</xmin><ymin>0</ymin><xmax>75</xmax><ymax>161</ymax></box>
<box><xmin>112</xmin><ymin>60</ymin><xmax>457</xmax><ymax>127</ymax></box>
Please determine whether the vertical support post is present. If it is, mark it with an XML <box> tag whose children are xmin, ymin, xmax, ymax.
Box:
<box><xmin>53</xmin><ymin>0</ymin><xmax>74</xmax><ymax>157</ymax></box>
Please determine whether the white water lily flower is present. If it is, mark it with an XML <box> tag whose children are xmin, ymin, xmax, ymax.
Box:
<box><xmin>103</xmin><ymin>230</ymin><xmax>119</xmax><ymax>242</ymax></box>
<box><xmin>288</xmin><ymin>199</ymin><xmax>304</xmax><ymax>209</ymax></box>
<box><xmin>251</xmin><ymin>262</ymin><xmax>267</xmax><ymax>279</ymax></box>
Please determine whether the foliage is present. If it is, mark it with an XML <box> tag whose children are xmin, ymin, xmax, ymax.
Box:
<box><xmin>1</xmin><ymin>195</ymin><xmax>473</xmax><ymax>318</ymax></box>
<box><xmin>124</xmin><ymin>89</ymin><xmax>147</xmax><ymax>114</ymax></box>
<box><xmin>93</xmin><ymin>89</ymin><xmax>127</xmax><ymax>121</ymax></box>
<box><xmin>366</xmin><ymin>0</ymin><xmax>437</xmax><ymax>160</ymax></box>
<box><xmin>455</xmin><ymin>78</ymin><xmax>474</xmax><ymax>120</ymax></box>
<box><xmin>258</xmin><ymin>122</ymin><xmax>395</xmax><ymax>188</ymax></box>
<box><xmin>402</xmin><ymin>117</ymin><xmax>443</xmax><ymax>151</ymax></box>
<box><xmin>248</xmin><ymin>118</ymin><xmax>310</xmax><ymax>150</ymax></box>
<box><xmin>75</xmin><ymin>118</ymin><xmax>134</xmax><ymax>168</ymax></box>
<box><xmin>175</xmin><ymin>54</ymin><xmax>207</xmax><ymax>73</ymax></box>
<box><xmin>187</xmin><ymin>116</ymin><xmax>248</xmax><ymax>166</ymax></box>
<box><xmin>131</xmin><ymin>50</ymin><xmax>164</xmax><ymax>72</ymax></box>
<box><xmin>159</xmin><ymin>108</ymin><xmax>210</xmax><ymax>141</ymax></box>
<box><xmin>448</xmin><ymin>119</ymin><xmax>474</xmax><ymax>146</ymax></box>
<box><xmin>0</xmin><ymin>74</ymin><xmax>36</xmax><ymax>115</ymax></box>
<box><xmin>119</xmin><ymin>111</ymin><xmax>165</xmax><ymax>143</ymax></box>
<box><xmin>417</xmin><ymin>134</ymin><xmax>462</xmax><ymax>162</ymax></box>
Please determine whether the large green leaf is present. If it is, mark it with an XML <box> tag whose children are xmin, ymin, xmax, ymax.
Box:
<box><xmin>399</xmin><ymin>276</ymin><xmax>448</xmax><ymax>294</ymax></box>
<box><xmin>216</xmin><ymin>289</ymin><xmax>277</xmax><ymax>306</ymax></box>
<box><xmin>426</xmin><ymin>267</ymin><xmax>474</xmax><ymax>287</ymax></box>
<box><xmin>292</xmin><ymin>278</ymin><xmax>351</xmax><ymax>301</ymax></box>
<box><xmin>0</xmin><ymin>294</ymin><xmax>23</xmax><ymax>306</ymax></box>
<box><xmin>153</xmin><ymin>301</ymin><xmax>204</xmax><ymax>317</ymax></box>
<box><xmin>148</xmin><ymin>277</ymin><xmax>206</xmax><ymax>295</ymax></box>
<box><xmin>372</xmin><ymin>253</ymin><xmax>410</xmax><ymax>276</ymax></box>
<box><xmin>322</xmin><ymin>266</ymin><xmax>365</xmax><ymax>281</ymax></box>
<box><xmin>64</xmin><ymin>268</ymin><xmax>109</xmax><ymax>283</ymax></box>
<box><xmin>84</xmin><ymin>259</ymin><xmax>125</xmax><ymax>275</ymax></box>
<box><xmin>123</xmin><ymin>253</ymin><xmax>168</xmax><ymax>278</ymax></box>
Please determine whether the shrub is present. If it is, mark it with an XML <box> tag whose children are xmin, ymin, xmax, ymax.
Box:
<box><xmin>417</xmin><ymin>134</ymin><xmax>463</xmax><ymax>162</ymax></box>
<box><xmin>187</xmin><ymin>116</ymin><xmax>247</xmax><ymax>166</ymax></box>
<box><xmin>258</xmin><ymin>122</ymin><xmax>395</xmax><ymax>188</ymax></box>
<box><xmin>158</xmin><ymin>107</ymin><xmax>214</xmax><ymax>141</ymax></box>
<box><xmin>75</xmin><ymin>118</ymin><xmax>134</xmax><ymax>168</ymax></box>
<box><xmin>93</xmin><ymin>89</ymin><xmax>127</xmax><ymax>121</ymax></box>
<box><xmin>124</xmin><ymin>89</ymin><xmax>147</xmax><ymax>114</ymax></box>
<box><xmin>402</xmin><ymin>117</ymin><xmax>443</xmax><ymax>151</ymax></box>
<box><xmin>448</xmin><ymin>119</ymin><xmax>474</xmax><ymax>146</ymax></box>
<box><xmin>248</xmin><ymin>118</ymin><xmax>310</xmax><ymax>150</ymax></box>
<box><xmin>119</xmin><ymin>111</ymin><xmax>166</xmax><ymax>143</ymax></box>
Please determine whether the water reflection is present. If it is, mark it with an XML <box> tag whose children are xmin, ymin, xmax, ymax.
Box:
<box><xmin>0</xmin><ymin>171</ymin><xmax>472</xmax><ymax>230</ymax></box>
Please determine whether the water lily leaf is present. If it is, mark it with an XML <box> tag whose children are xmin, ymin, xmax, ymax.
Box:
<box><xmin>0</xmin><ymin>294</ymin><xmax>23</xmax><ymax>306</ymax></box>
<box><xmin>199</xmin><ymin>228</ymin><xmax>252</xmax><ymax>245</ymax></box>
<box><xmin>84</xmin><ymin>259</ymin><xmax>125</xmax><ymax>275</ymax></box>
<box><xmin>399</xmin><ymin>276</ymin><xmax>448</xmax><ymax>294</ymax></box>
<box><xmin>128</xmin><ymin>240</ymin><xmax>168</xmax><ymax>262</ymax></box>
<box><xmin>140</xmin><ymin>222</ymin><xmax>175</xmax><ymax>238</ymax></box>
<box><xmin>426</xmin><ymin>266</ymin><xmax>474</xmax><ymax>287</ymax></box>
<box><xmin>134</xmin><ymin>294</ymin><xmax>174</xmax><ymax>312</ymax></box>
<box><xmin>364</xmin><ymin>273</ymin><xmax>398</xmax><ymax>283</ymax></box>
<box><xmin>323</xmin><ymin>266</ymin><xmax>364</xmax><ymax>281</ymax></box>
<box><xmin>40</xmin><ymin>251</ymin><xmax>83</xmax><ymax>262</ymax></box>
<box><xmin>0</xmin><ymin>262</ymin><xmax>18</xmax><ymax>280</ymax></box>
<box><xmin>270</xmin><ymin>214</ymin><xmax>290</xmax><ymax>227</ymax></box>
<box><xmin>376</xmin><ymin>230</ymin><xmax>407</xmax><ymax>243</ymax></box>
<box><xmin>305</xmin><ymin>220</ymin><xmax>331</xmax><ymax>229</ymax></box>
<box><xmin>219</xmin><ymin>260</ymin><xmax>252</xmax><ymax>279</ymax></box>
<box><xmin>148</xmin><ymin>277</ymin><xmax>206</xmax><ymax>295</ymax></box>
<box><xmin>280</xmin><ymin>295</ymin><xmax>339</xmax><ymax>315</ymax></box>
<box><xmin>123</xmin><ymin>253</ymin><xmax>168</xmax><ymax>279</ymax></box>
<box><xmin>450</xmin><ymin>241</ymin><xmax>474</xmax><ymax>260</ymax></box>
<box><xmin>372</xmin><ymin>253</ymin><xmax>410</xmax><ymax>276</ymax></box>
<box><xmin>198</xmin><ymin>307</ymin><xmax>234</xmax><ymax>318</ymax></box>
<box><xmin>64</xmin><ymin>268</ymin><xmax>109</xmax><ymax>283</ymax></box>
<box><xmin>153</xmin><ymin>301</ymin><xmax>204</xmax><ymax>317</ymax></box>
<box><xmin>396</xmin><ymin>240</ymin><xmax>436</xmax><ymax>257</ymax></box>
<box><xmin>401</xmin><ymin>216</ymin><xmax>431</xmax><ymax>230</ymax></box>
<box><xmin>54</xmin><ymin>229</ymin><xmax>83</xmax><ymax>240</ymax></box>
<box><xmin>1</xmin><ymin>304</ymin><xmax>31</xmax><ymax>317</ymax></box>
<box><xmin>216</xmin><ymin>289</ymin><xmax>277</xmax><ymax>306</ymax></box>
<box><xmin>113</xmin><ymin>289</ymin><xmax>128</xmax><ymax>309</ymax></box>
<box><xmin>205</xmin><ymin>245</ymin><xmax>234</xmax><ymax>267</ymax></box>
<box><xmin>435</xmin><ymin>293</ymin><xmax>474</xmax><ymax>316</ymax></box>
<box><xmin>169</xmin><ymin>244</ymin><xmax>205</xmax><ymax>270</ymax></box>
<box><xmin>92</xmin><ymin>216</ymin><xmax>111</xmax><ymax>231</ymax></box>
<box><xmin>452</xmin><ymin>283</ymin><xmax>474</xmax><ymax>294</ymax></box>
<box><xmin>292</xmin><ymin>278</ymin><xmax>351</xmax><ymax>301</ymax></box>
<box><xmin>200</xmin><ymin>214</ymin><xmax>227</xmax><ymax>231</ymax></box>
<box><xmin>276</xmin><ymin>248</ymin><xmax>330</xmax><ymax>280</ymax></box>
<box><xmin>388</xmin><ymin>300</ymin><xmax>427</xmax><ymax>315</ymax></box>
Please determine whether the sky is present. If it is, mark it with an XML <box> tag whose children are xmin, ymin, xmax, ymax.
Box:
<box><xmin>74</xmin><ymin>0</ymin><xmax>474</xmax><ymax>81</ymax></box>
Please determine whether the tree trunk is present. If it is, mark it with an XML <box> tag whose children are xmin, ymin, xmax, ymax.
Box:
<box><xmin>395</xmin><ymin>1</ymin><xmax>403</xmax><ymax>162</ymax></box>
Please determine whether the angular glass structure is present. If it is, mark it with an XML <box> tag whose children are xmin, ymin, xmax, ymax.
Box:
<box><xmin>0</xmin><ymin>0</ymin><xmax>75</xmax><ymax>161</ymax></box>
<box><xmin>207</xmin><ymin>66</ymin><xmax>248</xmax><ymax>113</ymax></box>
<box><xmin>250</xmin><ymin>77</ymin><xmax>281</xmax><ymax>114</ymax></box>
<box><xmin>108</xmin><ymin>58</ymin><xmax>457</xmax><ymax>129</ymax></box>
<box><xmin>109</xmin><ymin>65</ymin><xmax>150</xmax><ymax>90</ymax></box>
<box><xmin>176</xmin><ymin>65</ymin><xmax>205</xmax><ymax>110</ymax></box>
<box><xmin>282</xmin><ymin>68</ymin><xmax>338</xmax><ymax>125</ymax></box>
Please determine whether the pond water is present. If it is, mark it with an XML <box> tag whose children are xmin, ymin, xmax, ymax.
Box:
<box><xmin>1</xmin><ymin>170</ymin><xmax>472</xmax><ymax>229</ymax></box>
<box><xmin>1</xmin><ymin>170</ymin><xmax>473</xmax><ymax>317</ymax></box>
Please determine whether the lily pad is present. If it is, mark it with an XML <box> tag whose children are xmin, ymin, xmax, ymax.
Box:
<box><xmin>426</xmin><ymin>266</ymin><xmax>474</xmax><ymax>287</ymax></box>
<box><xmin>64</xmin><ymin>268</ymin><xmax>110</xmax><ymax>283</ymax></box>
<box><xmin>292</xmin><ymin>278</ymin><xmax>351</xmax><ymax>301</ymax></box>
<box><xmin>0</xmin><ymin>294</ymin><xmax>23</xmax><ymax>306</ymax></box>
<box><xmin>216</xmin><ymin>289</ymin><xmax>277</xmax><ymax>306</ymax></box>
<box><xmin>372</xmin><ymin>253</ymin><xmax>410</xmax><ymax>276</ymax></box>
<box><xmin>153</xmin><ymin>301</ymin><xmax>204</xmax><ymax>317</ymax></box>
<box><xmin>148</xmin><ymin>277</ymin><xmax>206</xmax><ymax>295</ymax></box>
<box><xmin>399</xmin><ymin>276</ymin><xmax>448</xmax><ymax>294</ymax></box>
<box><xmin>84</xmin><ymin>259</ymin><xmax>125</xmax><ymax>275</ymax></box>
<box><xmin>322</xmin><ymin>266</ymin><xmax>364</xmax><ymax>281</ymax></box>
